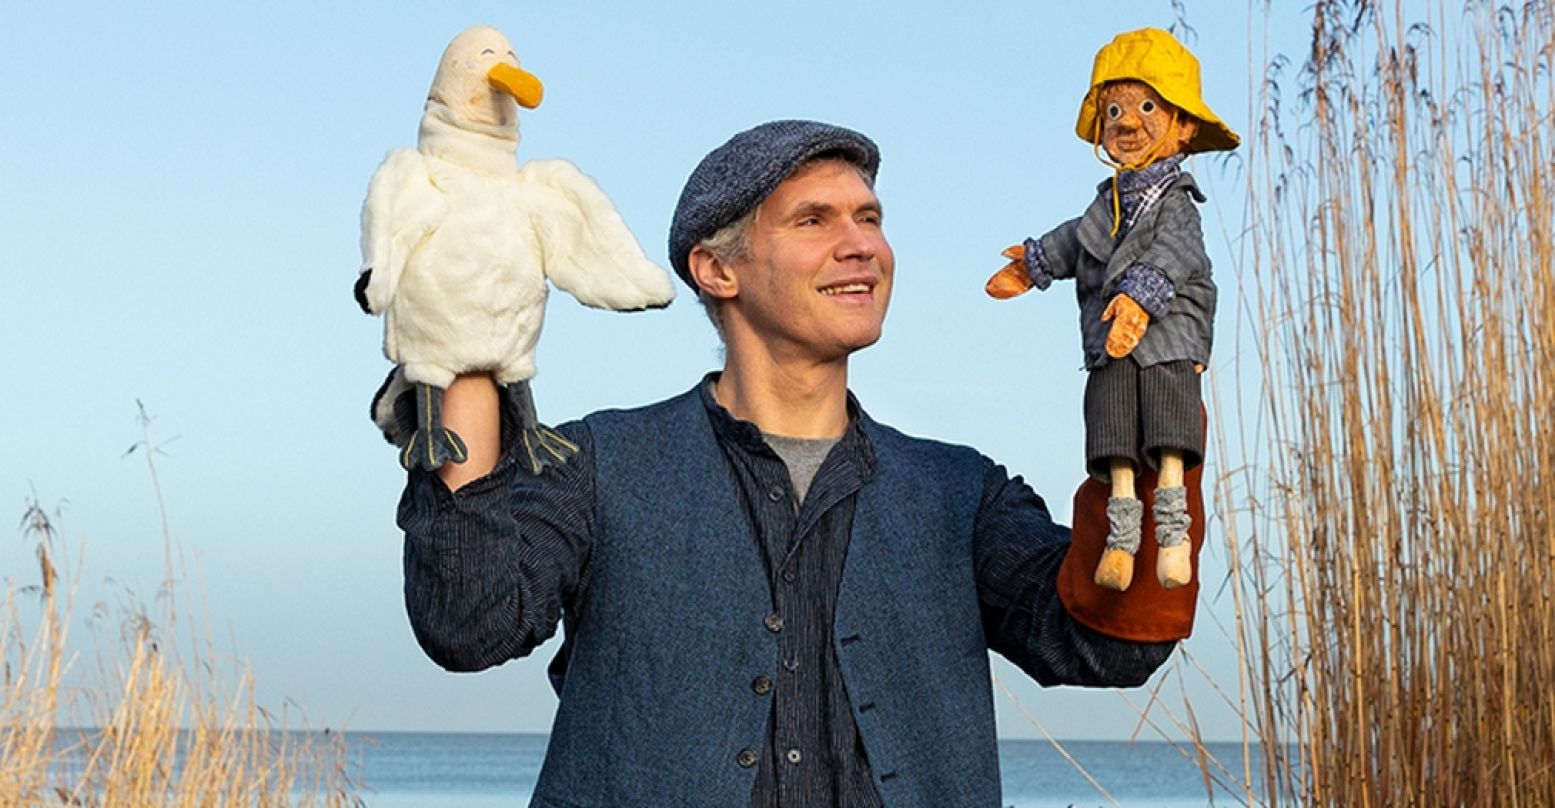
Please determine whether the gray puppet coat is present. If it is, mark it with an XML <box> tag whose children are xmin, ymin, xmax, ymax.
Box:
<box><xmin>1036</xmin><ymin>172</ymin><xmax>1216</xmax><ymax>370</ymax></box>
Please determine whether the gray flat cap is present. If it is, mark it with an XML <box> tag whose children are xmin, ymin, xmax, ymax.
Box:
<box><xmin>668</xmin><ymin>119</ymin><xmax>880</xmax><ymax>287</ymax></box>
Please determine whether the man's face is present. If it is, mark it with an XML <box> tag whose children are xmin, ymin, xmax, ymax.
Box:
<box><xmin>720</xmin><ymin>159</ymin><xmax>894</xmax><ymax>363</ymax></box>
<box><xmin>1098</xmin><ymin>80</ymin><xmax>1195</xmax><ymax>166</ymax></box>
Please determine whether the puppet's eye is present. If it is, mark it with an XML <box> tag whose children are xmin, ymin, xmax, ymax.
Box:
<box><xmin>1106</xmin><ymin>102</ymin><xmax>1123</xmax><ymax>120</ymax></box>
<box><xmin>482</xmin><ymin>48</ymin><xmax>495</xmax><ymax>55</ymax></box>
<box><xmin>1140</xmin><ymin>99</ymin><xmax>1157</xmax><ymax>115</ymax></box>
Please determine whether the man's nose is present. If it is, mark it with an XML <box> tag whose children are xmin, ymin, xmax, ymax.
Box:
<box><xmin>835</xmin><ymin>220</ymin><xmax>879</xmax><ymax>261</ymax></box>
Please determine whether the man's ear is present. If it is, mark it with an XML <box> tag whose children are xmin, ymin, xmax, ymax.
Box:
<box><xmin>688</xmin><ymin>245</ymin><xmax>739</xmax><ymax>301</ymax></box>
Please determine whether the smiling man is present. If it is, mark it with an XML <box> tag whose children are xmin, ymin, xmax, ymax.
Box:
<box><xmin>398</xmin><ymin>120</ymin><xmax>1188</xmax><ymax>807</ymax></box>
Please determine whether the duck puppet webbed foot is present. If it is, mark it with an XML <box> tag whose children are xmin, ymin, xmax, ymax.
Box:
<box><xmin>507</xmin><ymin>381</ymin><xmax>578</xmax><ymax>476</ymax></box>
<box><xmin>400</xmin><ymin>383</ymin><xmax>469</xmax><ymax>471</ymax></box>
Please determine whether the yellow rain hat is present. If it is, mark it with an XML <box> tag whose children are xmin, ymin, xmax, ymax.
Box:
<box><xmin>1074</xmin><ymin>27</ymin><xmax>1240</xmax><ymax>154</ymax></box>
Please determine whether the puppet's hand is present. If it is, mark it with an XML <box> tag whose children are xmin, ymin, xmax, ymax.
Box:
<box><xmin>1102</xmin><ymin>294</ymin><xmax>1150</xmax><ymax>358</ymax></box>
<box><xmin>985</xmin><ymin>245</ymin><xmax>1035</xmax><ymax>299</ymax></box>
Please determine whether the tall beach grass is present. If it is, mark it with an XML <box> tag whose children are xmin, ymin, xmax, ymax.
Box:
<box><xmin>1</xmin><ymin>418</ymin><xmax>358</xmax><ymax>806</ymax></box>
<box><xmin>1216</xmin><ymin>0</ymin><xmax>1555</xmax><ymax>803</ymax></box>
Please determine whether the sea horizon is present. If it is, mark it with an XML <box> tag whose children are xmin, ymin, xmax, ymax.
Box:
<box><xmin>43</xmin><ymin>728</ymin><xmax>1273</xmax><ymax>806</ymax></box>
<box><xmin>341</xmin><ymin>731</ymin><xmax>1273</xmax><ymax>807</ymax></box>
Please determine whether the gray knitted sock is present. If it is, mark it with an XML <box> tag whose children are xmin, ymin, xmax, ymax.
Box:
<box><xmin>1153</xmin><ymin>486</ymin><xmax>1191</xmax><ymax>548</ymax></box>
<box><xmin>1106</xmin><ymin>496</ymin><xmax>1144</xmax><ymax>555</ymax></box>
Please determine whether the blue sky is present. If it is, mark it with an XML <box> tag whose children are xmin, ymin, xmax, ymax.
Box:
<box><xmin>1</xmin><ymin>2</ymin><xmax>1309</xmax><ymax>740</ymax></box>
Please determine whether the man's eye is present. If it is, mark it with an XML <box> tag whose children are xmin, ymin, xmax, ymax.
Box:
<box><xmin>1140</xmin><ymin>99</ymin><xmax>1157</xmax><ymax>115</ymax></box>
<box><xmin>1106</xmin><ymin>102</ymin><xmax>1123</xmax><ymax>120</ymax></box>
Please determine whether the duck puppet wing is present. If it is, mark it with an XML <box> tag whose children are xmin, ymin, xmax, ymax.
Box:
<box><xmin>517</xmin><ymin>158</ymin><xmax>676</xmax><ymax>312</ymax></box>
<box><xmin>356</xmin><ymin>148</ymin><xmax>446</xmax><ymax>317</ymax></box>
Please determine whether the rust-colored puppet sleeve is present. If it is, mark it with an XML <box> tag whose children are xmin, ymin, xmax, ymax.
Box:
<box><xmin>1057</xmin><ymin>461</ymin><xmax>1205</xmax><ymax>642</ymax></box>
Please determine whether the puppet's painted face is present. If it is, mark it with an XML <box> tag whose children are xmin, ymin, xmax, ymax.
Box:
<box><xmin>1098</xmin><ymin>80</ymin><xmax>1197</xmax><ymax>167</ymax></box>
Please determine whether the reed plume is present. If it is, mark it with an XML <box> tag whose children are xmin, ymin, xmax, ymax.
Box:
<box><xmin>1217</xmin><ymin>0</ymin><xmax>1555</xmax><ymax>803</ymax></box>
<box><xmin>2</xmin><ymin>423</ymin><xmax>358</xmax><ymax>805</ymax></box>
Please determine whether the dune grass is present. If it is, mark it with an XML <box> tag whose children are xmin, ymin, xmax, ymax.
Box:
<box><xmin>1213</xmin><ymin>0</ymin><xmax>1555</xmax><ymax>803</ymax></box>
<box><xmin>2</xmin><ymin>439</ymin><xmax>358</xmax><ymax>805</ymax></box>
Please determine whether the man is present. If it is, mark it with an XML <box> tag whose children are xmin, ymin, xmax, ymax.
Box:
<box><xmin>398</xmin><ymin>120</ymin><xmax>1190</xmax><ymax>807</ymax></box>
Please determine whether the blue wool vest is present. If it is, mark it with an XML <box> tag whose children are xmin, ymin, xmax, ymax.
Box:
<box><xmin>530</xmin><ymin>388</ymin><xmax>1002</xmax><ymax>808</ymax></box>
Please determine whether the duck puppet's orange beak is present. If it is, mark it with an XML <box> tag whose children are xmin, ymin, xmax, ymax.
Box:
<box><xmin>488</xmin><ymin>63</ymin><xmax>544</xmax><ymax>109</ymax></box>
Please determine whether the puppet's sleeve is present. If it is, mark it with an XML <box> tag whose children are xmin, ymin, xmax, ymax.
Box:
<box><xmin>973</xmin><ymin>456</ymin><xmax>1178</xmax><ymax>686</ymax></box>
<box><xmin>1114</xmin><ymin>265</ymin><xmax>1175</xmax><ymax>318</ymax></box>
<box><xmin>1029</xmin><ymin>217</ymin><xmax>1083</xmax><ymax>286</ymax></box>
<box><xmin>1126</xmin><ymin>192</ymin><xmax>1209</xmax><ymax>295</ymax></box>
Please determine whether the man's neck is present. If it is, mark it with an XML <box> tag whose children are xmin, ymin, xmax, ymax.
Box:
<box><xmin>713</xmin><ymin>356</ymin><xmax>851</xmax><ymax>439</ymax></box>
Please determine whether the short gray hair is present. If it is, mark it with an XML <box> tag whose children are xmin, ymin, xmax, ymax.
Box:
<box><xmin>693</xmin><ymin>206</ymin><xmax>757</xmax><ymax>337</ymax></box>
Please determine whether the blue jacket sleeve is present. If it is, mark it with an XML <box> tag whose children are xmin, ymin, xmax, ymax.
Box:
<box><xmin>399</xmin><ymin>410</ymin><xmax>595</xmax><ymax>673</ymax></box>
<box><xmin>973</xmin><ymin>457</ymin><xmax>1175</xmax><ymax>687</ymax></box>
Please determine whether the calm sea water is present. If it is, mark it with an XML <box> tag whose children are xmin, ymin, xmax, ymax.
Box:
<box><xmin>347</xmin><ymin>732</ymin><xmax>1267</xmax><ymax>807</ymax></box>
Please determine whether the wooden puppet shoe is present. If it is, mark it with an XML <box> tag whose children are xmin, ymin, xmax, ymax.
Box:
<box><xmin>1094</xmin><ymin>547</ymin><xmax>1136</xmax><ymax>591</ymax></box>
<box><xmin>1095</xmin><ymin>495</ymin><xmax>1144</xmax><ymax>590</ymax></box>
<box><xmin>1157</xmin><ymin>543</ymin><xmax>1192</xmax><ymax>589</ymax></box>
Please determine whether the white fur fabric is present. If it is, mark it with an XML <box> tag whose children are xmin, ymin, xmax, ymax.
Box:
<box><xmin>359</xmin><ymin>103</ymin><xmax>675</xmax><ymax>388</ymax></box>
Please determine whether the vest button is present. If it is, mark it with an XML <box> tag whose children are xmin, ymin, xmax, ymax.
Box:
<box><xmin>767</xmin><ymin>486</ymin><xmax>784</xmax><ymax>502</ymax></box>
<box><xmin>785</xmin><ymin>748</ymin><xmax>803</xmax><ymax>765</ymax></box>
<box><xmin>737</xmin><ymin>748</ymin><xmax>759</xmax><ymax>768</ymax></box>
<box><xmin>752</xmin><ymin>675</ymin><xmax>772</xmax><ymax>695</ymax></box>
<box><xmin>764</xmin><ymin>613</ymin><xmax>784</xmax><ymax>633</ymax></box>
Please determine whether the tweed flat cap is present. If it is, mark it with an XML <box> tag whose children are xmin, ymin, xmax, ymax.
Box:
<box><xmin>668</xmin><ymin>119</ymin><xmax>880</xmax><ymax>287</ymax></box>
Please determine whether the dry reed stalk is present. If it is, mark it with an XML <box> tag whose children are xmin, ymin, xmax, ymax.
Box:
<box><xmin>0</xmin><ymin>503</ymin><xmax>68</xmax><ymax>806</ymax></box>
<box><xmin>1216</xmin><ymin>0</ymin><xmax>1555</xmax><ymax>804</ymax></box>
<box><xmin>2</xmin><ymin>491</ymin><xmax>358</xmax><ymax>804</ymax></box>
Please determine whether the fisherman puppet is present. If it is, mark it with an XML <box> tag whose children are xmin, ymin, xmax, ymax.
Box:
<box><xmin>986</xmin><ymin>28</ymin><xmax>1238</xmax><ymax>591</ymax></box>
<box><xmin>355</xmin><ymin>25</ymin><xmax>676</xmax><ymax>473</ymax></box>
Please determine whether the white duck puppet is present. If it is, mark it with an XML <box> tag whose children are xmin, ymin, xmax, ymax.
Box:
<box><xmin>356</xmin><ymin>25</ymin><xmax>676</xmax><ymax>473</ymax></box>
